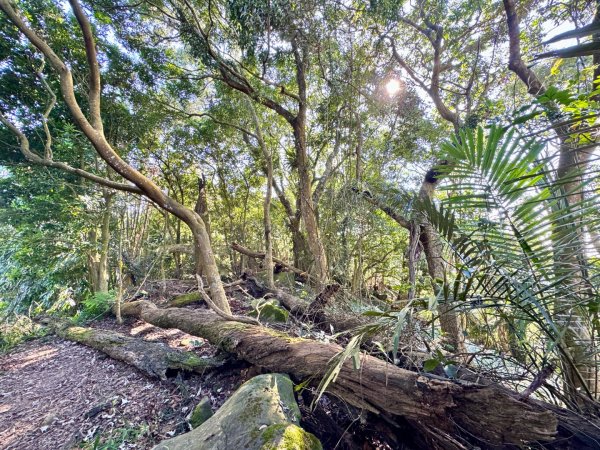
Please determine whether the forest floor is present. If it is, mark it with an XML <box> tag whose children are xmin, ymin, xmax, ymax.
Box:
<box><xmin>0</xmin><ymin>317</ymin><xmax>248</xmax><ymax>450</ymax></box>
<box><xmin>0</xmin><ymin>282</ymin><xmax>398</xmax><ymax>449</ymax></box>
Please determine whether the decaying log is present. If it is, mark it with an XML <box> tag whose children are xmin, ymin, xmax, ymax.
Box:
<box><xmin>48</xmin><ymin>320</ymin><xmax>227</xmax><ymax>380</ymax></box>
<box><xmin>162</xmin><ymin>244</ymin><xmax>194</xmax><ymax>255</ymax></box>
<box><xmin>231</xmin><ymin>242</ymin><xmax>309</xmax><ymax>280</ymax></box>
<box><xmin>167</xmin><ymin>280</ymin><xmax>246</xmax><ymax>307</ymax></box>
<box><xmin>120</xmin><ymin>300</ymin><xmax>559</xmax><ymax>446</ymax></box>
<box><xmin>169</xmin><ymin>291</ymin><xmax>202</xmax><ymax>307</ymax></box>
<box><xmin>243</xmin><ymin>275</ymin><xmax>364</xmax><ymax>332</ymax></box>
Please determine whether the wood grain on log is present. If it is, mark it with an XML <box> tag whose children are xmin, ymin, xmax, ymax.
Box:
<box><xmin>120</xmin><ymin>300</ymin><xmax>557</xmax><ymax>445</ymax></box>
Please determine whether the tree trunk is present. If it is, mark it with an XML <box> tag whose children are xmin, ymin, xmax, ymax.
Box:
<box><xmin>552</xmin><ymin>134</ymin><xmax>598</xmax><ymax>401</ymax></box>
<box><xmin>290</xmin><ymin>215</ymin><xmax>311</xmax><ymax>272</ymax></box>
<box><xmin>419</xmin><ymin>178</ymin><xmax>465</xmax><ymax>354</ymax></box>
<box><xmin>189</xmin><ymin>215</ymin><xmax>231</xmax><ymax>314</ymax></box>
<box><xmin>292</xmin><ymin>38</ymin><xmax>328</xmax><ymax>284</ymax></box>
<box><xmin>87</xmin><ymin>192</ymin><xmax>113</xmax><ymax>294</ymax></box>
<box><xmin>97</xmin><ymin>192</ymin><xmax>112</xmax><ymax>293</ymax></box>
<box><xmin>263</xmin><ymin>168</ymin><xmax>275</xmax><ymax>289</ymax></box>
<box><xmin>174</xmin><ymin>219</ymin><xmax>183</xmax><ymax>279</ymax></box>
<box><xmin>294</xmin><ymin>121</ymin><xmax>328</xmax><ymax>284</ymax></box>
<box><xmin>246</xmin><ymin>99</ymin><xmax>275</xmax><ymax>288</ymax></box>
<box><xmin>47</xmin><ymin>320</ymin><xmax>227</xmax><ymax>380</ymax></box>
<box><xmin>119</xmin><ymin>300</ymin><xmax>559</xmax><ymax>446</ymax></box>
<box><xmin>194</xmin><ymin>174</ymin><xmax>210</xmax><ymax>277</ymax></box>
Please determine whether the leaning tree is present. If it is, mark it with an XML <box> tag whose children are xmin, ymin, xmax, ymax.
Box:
<box><xmin>0</xmin><ymin>0</ymin><xmax>234</xmax><ymax>316</ymax></box>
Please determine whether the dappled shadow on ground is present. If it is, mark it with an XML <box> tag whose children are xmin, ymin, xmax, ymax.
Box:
<box><xmin>0</xmin><ymin>321</ymin><xmax>247</xmax><ymax>450</ymax></box>
<box><xmin>0</xmin><ymin>281</ymin><xmax>407</xmax><ymax>450</ymax></box>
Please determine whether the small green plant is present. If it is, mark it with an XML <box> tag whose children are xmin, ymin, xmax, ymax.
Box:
<box><xmin>79</xmin><ymin>424</ymin><xmax>149</xmax><ymax>450</ymax></box>
<box><xmin>76</xmin><ymin>291</ymin><xmax>116</xmax><ymax>322</ymax></box>
<box><xmin>0</xmin><ymin>315</ymin><xmax>47</xmax><ymax>353</ymax></box>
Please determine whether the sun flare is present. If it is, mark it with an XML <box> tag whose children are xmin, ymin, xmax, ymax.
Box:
<box><xmin>385</xmin><ymin>78</ymin><xmax>402</xmax><ymax>96</ymax></box>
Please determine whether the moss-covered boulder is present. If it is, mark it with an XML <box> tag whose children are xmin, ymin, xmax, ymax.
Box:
<box><xmin>249</xmin><ymin>299</ymin><xmax>289</xmax><ymax>323</ymax></box>
<box><xmin>153</xmin><ymin>374</ymin><xmax>321</xmax><ymax>450</ymax></box>
<box><xmin>260</xmin><ymin>423</ymin><xmax>323</xmax><ymax>450</ymax></box>
<box><xmin>189</xmin><ymin>397</ymin><xmax>213</xmax><ymax>428</ymax></box>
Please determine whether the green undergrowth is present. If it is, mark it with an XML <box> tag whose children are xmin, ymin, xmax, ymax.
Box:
<box><xmin>72</xmin><ymin>291</ymin><xmax>116</xmax><ymax>324</ymax></box>
<box><xmin>0</xmin><ymin>315</ymin><xmax>47</xmax><ymax>353</ymax></box>
<box><xmin>77</xmin><ymin>423</ymin><xmax>149</xmax><ymax>450</ymax></box>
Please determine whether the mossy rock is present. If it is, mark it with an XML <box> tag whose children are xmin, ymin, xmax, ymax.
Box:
<box><xmin>260</xmin><ymin>423</ymin><xmax>322</xmax><ymax>450</ymax></box>
<box><xmin>249</xmin><ymin>299</ymin><xmax>289</xmax><ymax>323</ymax></box>
<box><xmin>169</xmin><ymin>292</ymin><xmax>202</xmax><ymax>307</ymax></box>
<box><xmin>189</xmin><ymin>397</ymin><xmax>213</xmax><ymax>428</ymax></box>
<box><xmin>153</xmin><ymin>374</ymin><xmax>320</xmax><ymax>450</ymax></box>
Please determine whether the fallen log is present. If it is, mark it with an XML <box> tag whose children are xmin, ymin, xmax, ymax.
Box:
<box><xmin>167</xmin><ymin>280</ymin><xmax>247</xmax><ymax>307</ymax></box>
<box><xmin>162</xmin><ymin>243</ymin><xmax>194</xmax><ymax>255</ymax></box>
<box><xmin>120</xmin><ymin>300</ymin><xmax>559</xmax><ymax>446</ymax></box>
<box><xmin>169</xmin><ymin>291</ymin><xmax>202</xmax><ymax>307</ymax></box>
<box><xmin>47</xmin><ymin>320</ymin><xmax>227</xmax><ymax>380</ymax></box>
<box><xmin>243</xmin><ymin>275</ymin><xmax>365</xmax><ymax>332</ymax></box>
<box><xmin>231</xmin><ymin>242</ymin><xmax>310</xmax><ymax>281</ymax></box>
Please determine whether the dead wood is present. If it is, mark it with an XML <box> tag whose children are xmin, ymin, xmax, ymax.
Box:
<box><xmin>119</xmin><ymin>300</ymin><xmax>560</xmax><ymax>446</ymax></box>
<box><xmin>243</xmin><ymin>275</ymin><xmax>364</xmax><ymax>332</ymax></box>
<box><xmin>168</xmin><ymin>291</ymin><xmax>202</xmax><ymax>307</ymax></box>
<box><xmin>167</xmin><ymin>279</ymin><xmax>247</xmax><ymax>307</ymax></box>
<box><xmin>46</xmin><ymin>320</ymin><xmax>227</xmax><ymax>380</ymax></box>
<box><xmin>231</xmin><ymin>242</ymin><xmax>309</xmax><ymax>281</ymax></box>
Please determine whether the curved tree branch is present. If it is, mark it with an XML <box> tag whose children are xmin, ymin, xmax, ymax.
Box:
<box><xmin>0</xmin><ymin>112</ymin><xmax>142</xmax><ymax>194</ymax></box>
<box><xmin>502</xmin><ymin>0</ymin><xmax>546</xmax><ymax>96</ymax></box>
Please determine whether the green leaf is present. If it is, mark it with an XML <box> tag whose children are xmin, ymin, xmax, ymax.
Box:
<box><xmin>423</xmin><ymin>359</ymin><xmax>440</xmax><ymax>372</ymax></box>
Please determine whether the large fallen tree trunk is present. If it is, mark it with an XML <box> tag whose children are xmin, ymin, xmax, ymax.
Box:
<box><xmin>47</xmin><ymin>320</ymin><xmax>227</xmax><ymax>380</ymax></box>
<box><xmin>120</xmin><ymin>300</ymin><xmax>560</xmax><ymax>446</ymax></box>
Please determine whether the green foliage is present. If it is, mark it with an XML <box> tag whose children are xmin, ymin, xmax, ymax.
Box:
<box><xmin>76</xmin><ymin>291</ymin><xmax>116</xmax><ymax>322</ymax></box>
<box><xmin>77</xmin><ymin>423</ymin><xmax>149</xmax><ymax>450</ymax></box>
<box><xmin>0</xmin><ymin>169</ymin><xmax>92</xmax><ymax>316</ymax></box>
<box><xmin>420</xmin><ymin>123</ymin><xmax>599</xmax><ymax>372</ymax></box>
<box><xmin>0</xmin><ymin>315</ymin><xmax>47</xmax><ymax>353</ymax></box>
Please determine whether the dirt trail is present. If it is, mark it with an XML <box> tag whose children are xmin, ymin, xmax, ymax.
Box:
<box><xmin>0</xmin><ymin>320</ymin><xmax>243</xmax><ymax>450</ymax></box>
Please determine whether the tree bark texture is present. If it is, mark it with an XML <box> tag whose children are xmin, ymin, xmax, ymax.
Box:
<box><xmin>119</xmin><ymin>300</ymin><xmax>559</xmax><ymax>446</ymax></box>
<box><xmin>48</xmin><ymin>320</ymin><xmax>227</xmax><ymax>380</ymax></box>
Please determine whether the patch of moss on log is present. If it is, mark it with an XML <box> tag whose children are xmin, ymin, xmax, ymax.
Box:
<box><xmin>189</xmin><ymin>397</ymin><xmax>213</xmax><ymax>428</ymax></box>
<box><xmin>169</xmin><ymin>292</ymin><xmax>202</xmax><ymax>307</ymax></box>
